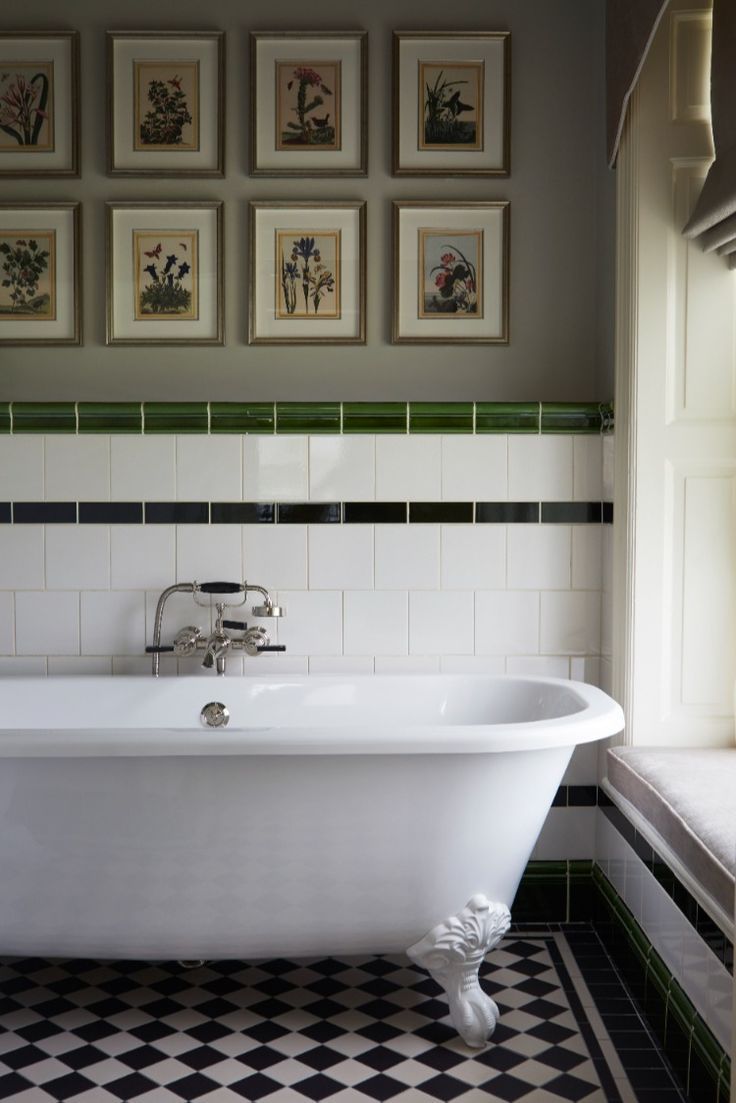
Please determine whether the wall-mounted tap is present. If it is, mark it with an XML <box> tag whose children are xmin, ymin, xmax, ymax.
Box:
<box><xmin>146</xmin><ymin>581</ymin><xmax>286</xmax><ymax>676</ymax></box>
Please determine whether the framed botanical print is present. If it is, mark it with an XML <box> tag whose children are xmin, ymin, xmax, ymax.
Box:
<box><xmin>0</xmin><ymin>203</ymin><xmax>80</xmax><ymax>345</ymax></box>
<box><xmin>250</xmin><ymin>32</ymin><xmax>367</xmax><ymax>176</ymax></box>
<box><xmin>107</xmin><ymin>31</ymin><xmax>224</xmax><ymax>176</ymax></box>
<box><xmin>0</xmin><ymin>32</ymin><xmax>79</xmax><ymax>176</ymax></box>
<box><xmin>249</xmin><ymin>201</ymin><xmax>365</xmax><ymax>344</ymax></box>
<box><xmin>392</xmin><ymin>201</ymin><xmax>509</xmax><ymax>344</ymax></box>
<box><xmin>106</xmin><ymin>201</ymin><xmax>223</xmax><ymax>345</ymax></box>
<box><xmin>393</xmin><ymin>32</ymin><xmax>510</xmax><ymax>176</ymax></box>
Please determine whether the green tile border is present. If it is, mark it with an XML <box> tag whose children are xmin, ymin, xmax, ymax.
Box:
<box><xmin>541</xmin><ymin>402</ymin><xmax>603</xmax><ymax>433</ymax></box>
<box><xmin>409</xmin><ymin>402</ymin><xmax>473</xmax><ymax>433</ymax></box>
<box><xmin>210</xmin><ymin>402</ymin><xmax>274</xmax><ymax>434</ymax></box>
<box><xmin>1</xmin><ymin>401</ymin><xmax>615</xmax><ymax>435</ymax></box>
<box><xmin>476</xmin><ymin>401</ymin><xmax>540</xmax><ymax>433</ymax></box>
<box><xmin>276</xmin><ymin>402</ymin><xmax>341</xmax><ymax>434</ymax></box>
<box><xmin>78</xmin><ymin>403</ymin><xmax>142</xmax><ymax>434</ymax></box>
<box><xmin>12</xmin><ymin>402</ymin><xmax>76</xmax><ymax>433</ymax></box>
<box><xmin>343</xmin><ymin>402</ymin><xmax>406</xmax><ymax>433</ymax></box>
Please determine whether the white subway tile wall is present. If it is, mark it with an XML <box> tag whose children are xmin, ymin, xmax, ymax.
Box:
<box><xmin>0</xmin><ymin>434</ymin><xmax>605</xmax><ymax>695</ymax></box>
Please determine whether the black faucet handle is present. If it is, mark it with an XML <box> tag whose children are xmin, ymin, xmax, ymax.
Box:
<box><xmin>145</xmin><ymin>645</ymin><xmax>175</xmax><ymax>653</ymax></box>
<box><xmin>199</xmin><ymin>581</ymin><xmax>243</xmax><ymax>594</ymax></box>
<box><xmin>222</xmin><ymin>619</ymin><xmax>247</xmax><ymax>630</ymax></box>
<box><xmin>256</xmin><ymin>645</ymin><xmax>287</xmax><ymax>652</ymax></box>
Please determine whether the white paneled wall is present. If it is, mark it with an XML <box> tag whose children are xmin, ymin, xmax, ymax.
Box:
<box><xmin>0</xmin><ymin>433</ymin><xmax>605</xmax><ymax>687</ymax></box>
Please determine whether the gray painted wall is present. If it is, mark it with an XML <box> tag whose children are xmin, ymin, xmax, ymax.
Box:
<box><xmin>0</xmin><ymin>0</ymin><xmax>613</xmax><ymax>401</ymax></box>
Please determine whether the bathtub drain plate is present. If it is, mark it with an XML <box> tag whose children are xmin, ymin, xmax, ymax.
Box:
<box><xmin>200</xmin><ymin>702</ymin><xmax>229</xmax><ymax>728</ymax></box>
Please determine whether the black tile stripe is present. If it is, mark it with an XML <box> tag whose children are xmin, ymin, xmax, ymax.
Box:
<box><xmin>277</xmin><ymin>503</ymin><xmax>341</xmax><ymax>524</ymax></box>
<box><xmin>13</xmin><ymin>502</ymin><xmax>76</xmax><ymax>523</ymax></box>
<box><xmin>0</xmin><ymin>501</ymin><xmax>610</xmax><ymax>524</ymax></box>
<box><xmin>145</xmin><ymin>502</ymin><xmax>209</xmax><ymax>524</ymax></box>
<box><xmin>344</xmin><ymin>502</ymin><xmax>407</xmax><ymax>523</ymax></box>
<box><xmin>210</xmin><ymin>503</ymin><xmax>275</xmax><ymax>524</ymax></box>
<box><xmin>542</xmin><ymin>502</ymin><xmax>603</xmax><ymax>523</ymax></box>
<box><xmin>409</xmin><ymin>502</ymin><xmax>473</xmax><ymax>523</ymax></box>
<box><xmin>603</xmin><ymin>502</ymin><xmax>614</xmax><ymax>524</ymax></box>
<box><xmin>476</xmin><ymin>502</ymin><xmax>540</xmax><ymax>523</ymax></box>
<box><xmin>79</xmin><ymin>503</ymin><xmax>143</xmax><ymax>524</ymax></box>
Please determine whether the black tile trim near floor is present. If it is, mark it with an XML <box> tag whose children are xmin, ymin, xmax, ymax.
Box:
<box><xmin>0</xmin><ymin>501</ymin><xmax>609</xmax><ymax>525</ymax></box>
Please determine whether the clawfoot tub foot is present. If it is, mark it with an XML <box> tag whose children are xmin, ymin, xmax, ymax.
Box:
<box><xmin>407</xmin><ymin>893</ymin><xmax>511</xmax><ymax>1048</ymax></box>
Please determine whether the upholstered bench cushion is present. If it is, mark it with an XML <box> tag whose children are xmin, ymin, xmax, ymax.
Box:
<box><xmin>607</xmin><ymin>747</ymin><xmax>736</xmax><ymax>916</ymax></box>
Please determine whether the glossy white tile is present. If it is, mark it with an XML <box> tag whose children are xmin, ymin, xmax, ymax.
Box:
<box><xmin>573</xmin><ymin>436</ymin><xmax>603</xmax><ymax>501</ymax></box>
<box><xmin>541</xmin><ymin>591</ymin><xmax>601</xmax><ymax>655</ymax></box>
<box><xmin>309</xmin><ymin>436</ymin><xmax>374</xmax><ymax>501</ymax></box>
<box><xmin>344</xmin><ymin>590</ymin><xmax>408</xmax><ymax>656</ymax></box>
<box><xmin>110</xmin><ymin>435</ymin><xmax>176</xmax><ymax>502</ymax></box>
<box><xmin>562</xmin><ymin>742</ymin><xmax>599</xmax><ymax>784</ymax></box>
<box><xmin>0</xmin><ymin>526</ymin><xmax>44</xmax><ymax>589</ymax></box>
<box><xmin>0</xmin><ymin>657</ymin><xmax>46</xmax><ymax>675</ymax></box>
<box><xmin>532</xmin><ymin>808</ymin><xmax>596</xmax><ymax>860</ymax></box>
<box><xmin>243</xmin><ymin>524</ymin><xmax>307</xmax><ymax>590</ymax></box>
<box><xmin>0</xmin><ymin>592</ymin><xmax>13</xmax><ymax>654</ymax></box>
<box><xmin>440</xmin><ymin>655</ymin><xmax>505</xmax><ymax>674</ymax></box>
<box><xmin>572</xmin><ymin>526</ymin><xmax>602</xmax><ymax>590</ymax></box>
<box><xmin>410</xmin><ymin>590</ymin><xmax>473</xmax><ymax>655</ymax></box>
<box><xmin>81</xmin><ymin>591</ymin><xmax>146</xmax><ymax>656</ymax></box>
<box><xmin>507</xmin><ymin>525</ymin><xmax>571</xmax><ymax>589</ymax></box>
<box><xmin>441</xmin><ymin>525</ymin><xmax>505</xmax><ymax>590</ymax></box>
<box><xmin>441</xmin><ymin>435</ymin><xmax>507</xmax><ymax>501</ymax></box>
<box><xmin>45</xmin><ymin>436</ymin><xmax>110</xmax><ymax>502</ymax></box>
<box><xmin>309</xmin><ymin>656</ymin><xmax>374</xmax><ymax>675</ymax></box>
<box><xmin>176</xmin><ymin>435</ymin><xmax>242</xmax><ymax>501</ymax></box>
<box><xmin>475</xmin><ymin>591</ymin><xmax>540</xmax><ymax>655</ymax></box>
<box><xmin>45</xmin><ymin>525</ymin><xmax>110</xmax><ymax>591</ymax></box>
<box><xmin>374</xmin><ymin>524</ymin><xmax>439</xmax><ymax>589</ymax></box>
<box><xmin>507</xmin><ymin>655</ymin><xmax>570</xmax><ymax>678</ymax></box>
<box><xmin>508</xmin><ymin>435</ymin><xmax>573</xmax><ymax>501</ymax></box>
<box><xmin>0</xmin><ymin>436</ymin><xmax>44</xmax><ymax>500</ymax></box>
<box><xmin>375</xmin><ymin>655</ymin><xmax>440</xmax><ymax>673</ymax></box>
<box><xmin>308</xmin><ymin>525</ymin><xmax>373</xmax><ymax>590</ymax></box>
<box><xmin>145</xmin><ymin>589</ymin><xmax>212</xmax><ymax>650</ymax></box>
<box><xmin>47</xmin><ymin>656</ymin><xmax>113</xmax><ymax>676</ymax></box>
<box><xmin>275</xmin><ymin>590</ymin><xmax>342</xmax><ymax>656</ymax></box>
<box><xmin>375</xmin><ymin>435</ymin><xmax>441</xmax><ymax>501</ymax></box>
<box><xmin>243</xmin><ymin>435</ymin><xmax>308</xmax><ymax>501</ymax></box>
<box><xmin>15</xmin><ymin>591</ymin><xmax>79</xmax><ymax>655</ymax></box>
<box><xmin>244</xmin><ymin>654</ymin><xmax>309</xmax><ymax>676</ymax></box>
<box><xmin>176</xmin><ymin>525</ymin><xmax>243</xmax><ymax>584</ymax></box>
<box><xmin>111</xmin><ymin>526</ymin><xmax>175</xmax><ymax>590</ymax></box>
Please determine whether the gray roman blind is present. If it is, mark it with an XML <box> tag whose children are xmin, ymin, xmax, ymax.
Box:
<box><xmin>609</xmin><ymin>0</ymin><xmax>736</xmax><ymax>267</ymax></box>
<box><xmin>681</xmin><ymin>0</ymin><xmax>736</xmax><ymax>267</ymax></box>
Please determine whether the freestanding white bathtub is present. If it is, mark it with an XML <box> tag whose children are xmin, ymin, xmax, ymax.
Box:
<box><xmin>0</xmin><ymin>674</ymin><xmax>623</xmax><ymax>1046</ymax></box>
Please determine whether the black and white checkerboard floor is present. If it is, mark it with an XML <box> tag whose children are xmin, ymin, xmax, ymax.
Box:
<box><xmin>0</xmin><ymin>932</ymin><xmax>682</xmax><ymax>1102</ymax></box>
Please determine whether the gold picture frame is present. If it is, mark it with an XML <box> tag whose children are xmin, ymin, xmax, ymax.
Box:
<box><xmin>393</xmin><ymin>31</ymin><xmax>510</xmax><ymax>176</ymax></box>
<box><xmin>0</xmin><ymin>202</ymin><xmax>81</xmax><ymax>346</ymax></box>
<box><xmin>249</xmin><ymin>201</ymin><xmax>366</xmax><ymax>344</ymax></box>
<box><xmin>0</xmin><ymin>31</ymin><xmax>79</xmax><ymax>177</ymax></box>
<box><xmin>107</xmin><ymin>31</ymin><xmax>225</xmax><ymax>176</ymax></box>
<box><xmin>392</xmin><ymin>200</ymin><xmax>509</xmax><ymax>344</ymax></box>
<box><xmin>250</xmin><ymin>32</ymin><xmax>367</xmax><ymax>176</ymax></box>
<box><xmin>106</xmin><ymin>201</ymin><xmax>223</xmax><ymax>346</ymax></box>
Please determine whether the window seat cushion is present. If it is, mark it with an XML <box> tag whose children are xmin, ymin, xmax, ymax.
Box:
<box><xmin>606</xmin><ymin>747</ymin><xmax>735</xmax><ymax>917</ymax></box>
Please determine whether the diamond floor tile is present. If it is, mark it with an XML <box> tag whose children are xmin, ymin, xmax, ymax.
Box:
<box><xmin>0</xmin><ymin>933</ymin><xmax>683</xmax><ymax>1101</ymax></box>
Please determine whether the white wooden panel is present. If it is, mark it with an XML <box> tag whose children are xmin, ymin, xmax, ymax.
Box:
<box><xmin>680</xmin><ymin>472</ymin><xmax>735</xmax><ymax>708</ymax></box>
<box><xmin>670</xmin><ymin>11</ymin><xmax>712</xmax><ymax>123</ymax></box>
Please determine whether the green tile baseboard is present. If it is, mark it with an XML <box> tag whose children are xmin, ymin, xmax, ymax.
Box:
<box><xmin>0</xmin><ymin>401</ymin><xmax>615</xmax><ymax>435</ymax></box>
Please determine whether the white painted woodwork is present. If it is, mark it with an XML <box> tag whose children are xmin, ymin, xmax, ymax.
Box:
<box><xmin>614</xmin><ymin>0</ymin><xmax>736</xmax><ymax>746</ymax></box>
